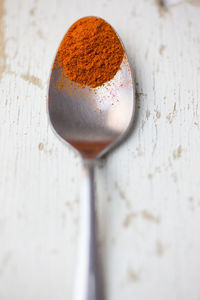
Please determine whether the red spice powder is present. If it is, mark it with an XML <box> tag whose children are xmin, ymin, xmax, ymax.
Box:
<box><xmin>55</xmin><ymin>16</ymin><xmax>124</xmax><ymax>88</ymax></box>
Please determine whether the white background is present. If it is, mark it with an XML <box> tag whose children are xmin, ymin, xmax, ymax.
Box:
<box><xmin>0</xmin><ymin>0</ymin><xmax>200</xmax><ymax>299</ymax></box>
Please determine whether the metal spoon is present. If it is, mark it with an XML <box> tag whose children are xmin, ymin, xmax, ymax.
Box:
<box><xmin>48</xmin><ymin>19</ymin><xmax>135</xmax><ymax>300</ymax></box>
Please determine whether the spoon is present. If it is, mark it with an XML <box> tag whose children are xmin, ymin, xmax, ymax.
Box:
<box><xmin>48</xmin><ymin>17</ymin><xmax>135</xmax><ymax>300</ymax></box>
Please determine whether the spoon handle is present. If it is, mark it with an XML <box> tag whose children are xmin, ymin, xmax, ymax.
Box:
<box><xmin>73</xmin><ymin>159</ymin><xmax>102</xmax><ymax>300</ymax></box>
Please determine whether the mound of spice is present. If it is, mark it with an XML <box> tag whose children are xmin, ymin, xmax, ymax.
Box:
<box><xmin>56</xmin><ymin>16</ymin><xmax>124</xmax><ymax>88</ymax></box>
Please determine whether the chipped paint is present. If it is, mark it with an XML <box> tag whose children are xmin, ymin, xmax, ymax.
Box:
<box><xmin>173</xmin><ymin>145</ymin><xmax>182</xmax><ymax>159</ymax></box>
<box><xmin>188</xmin><ymin>196</ymin><xmax>200</xmax><ymax>211</ymax></box>
<box><xmin>156</xmin><ymin>111</ymin><xmax>161</xmax><ymax>118</ymax></box>
<box><xmin>29</xmin><ymin>8</ymin><xmax>35</xmax><ymax>16</ymax></box>
<box><xmin>127</xmin><ymin>269</ymin><xmax>140</xmax><ymax>282</ymax></box>
<box><xmin>166</xmin><ymin>103</ymin><xmax>176</xmax><ymax>123</ymax></box>
<box><xmin>148</xmin><ymin>173</ymin><xmax>153</xmax><ymax>180</ymax></box>
<box><xmin>21</xmin><ymin>73</ymin><xmax>42</xmax><ymax>89</ymax></box>
<box><xmin>136</xmin><ymin>147</ymin><xmax>143</xmax><ymax>156</ymax></box>
<box><xmin>38</xmin><ymin>143</ymin><xmax>44</xmax><ymax>151</ymax></box>
<box><xmin>131</xmin><ymin>7</ymin><xmax>137</xmax><ymax>16</ymax></box>
<box><xmin>188</xmin><ymin>196</ymin><xmax>194</xmax><ymax>202</ymax></box>
<box><xmin>156</xmin><ymin>240</ymin><xmax>165</xmax><ymax>256</ymax></box>
<box><xmin>146</xmin><ymin>110</ymin><xmax>150</xmax><ymax>120</ymax></box>
<box><xmin>159</xmin><ymin>44</ymin><xmax>166</xmax><ymax>55</ymax></box>
<box><xmin>171</xmin><ymin>172</ymin><xmax>178</xmax><ymax>182</ymax></box>
<box><xmin>37</xmin><ymin>30</ymin><xmax>45</xmax><ymax>39</ymax></box>
<box><xmin>123</xmin><ymin>212</ymin><xmax>137</xmax><ymax>227</ymax></box>
<box><xmin>141</xmin><ymin>210</ymin><xmax>161</xmax><ymax>223</ymax></box>
<box><xmin>115</xmin><ymin>182</ymin><xmax>126</xmax><ymax>199</ymax></box>
<box><xmin>115</xmin><ymin>182</ymin><xmax>131</xmax><ymax>209</ymax></box>
<box><xmin>0</xmin><ymin>251</ymin><xmax>12</xmax><ymax>276</ymax></box>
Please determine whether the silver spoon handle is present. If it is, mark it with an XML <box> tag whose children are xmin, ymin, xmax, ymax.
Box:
<box><xmin>73</xmin><ymin>159</ymin><xmax>102</xmax><ymax>300</ymax></box>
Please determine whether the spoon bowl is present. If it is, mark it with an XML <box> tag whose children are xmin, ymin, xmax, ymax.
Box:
<box><xmin>48</xmin><ymin>49</ymin><xmax>134</xmax><ymax>159</ymax></box>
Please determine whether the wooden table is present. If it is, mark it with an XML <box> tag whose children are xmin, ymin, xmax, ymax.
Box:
<box><xmin>0</xmin><ymin>0</ymin><xmax>200</xmax><ymax>299</ymax></box>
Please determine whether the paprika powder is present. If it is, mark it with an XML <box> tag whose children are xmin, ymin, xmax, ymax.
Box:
<box><xmin>56</xmin><ymin>16</ymin><xmax>124</xmax><ymax>88</ymax></box>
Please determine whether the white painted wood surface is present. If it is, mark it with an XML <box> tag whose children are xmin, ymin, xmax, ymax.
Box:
<box><xmin>0</xmin><ymin>0</ymin><xmax>200</xmax><ymax>299</ymax></box>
